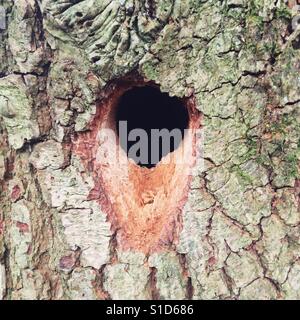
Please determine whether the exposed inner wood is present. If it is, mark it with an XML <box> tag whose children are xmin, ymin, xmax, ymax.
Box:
<box><xmin>73</xmin><ymin>78</ymin><xmax>201</xmax><ymax>253</ymax></box>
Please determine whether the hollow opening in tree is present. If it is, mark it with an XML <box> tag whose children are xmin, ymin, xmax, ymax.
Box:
<box><xmin>115</xmin><ymin>86</ymin><xmax>189</xmax><ymax>168</ymax></box>
<box><xmin>73</xmin><ymin>76</ymin><xmax>201</xmax><ymax>252</ymax></box>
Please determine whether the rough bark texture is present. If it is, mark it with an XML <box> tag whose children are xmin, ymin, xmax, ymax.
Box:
<box><xmin>0</xmin><ymin>0</ymin><xmax>300</xmax><ymax>300</ymax></box>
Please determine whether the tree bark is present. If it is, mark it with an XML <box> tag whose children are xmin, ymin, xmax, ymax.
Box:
<box><xmin>0</xmin><ymin>0</ymin><xmax>299</xmax><ymax>300</ymax></box>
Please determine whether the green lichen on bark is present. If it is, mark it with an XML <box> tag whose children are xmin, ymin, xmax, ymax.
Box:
<box><xmin>0</xmin><ymin>0</ymin><xmax>299</xmax><ymax>300</ymax></box>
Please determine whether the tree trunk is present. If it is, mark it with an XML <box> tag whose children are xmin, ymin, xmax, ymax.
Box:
<box><xmin>0</xmin><ymin>0</ymin><xmax>299</xmax><ymax>300</ymax></box>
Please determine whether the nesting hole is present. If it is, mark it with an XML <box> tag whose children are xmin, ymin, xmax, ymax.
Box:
<box><xmin>115</xmin><ymin>86</ymin><xmax>189</xmax><ymax>168</ymax></box>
